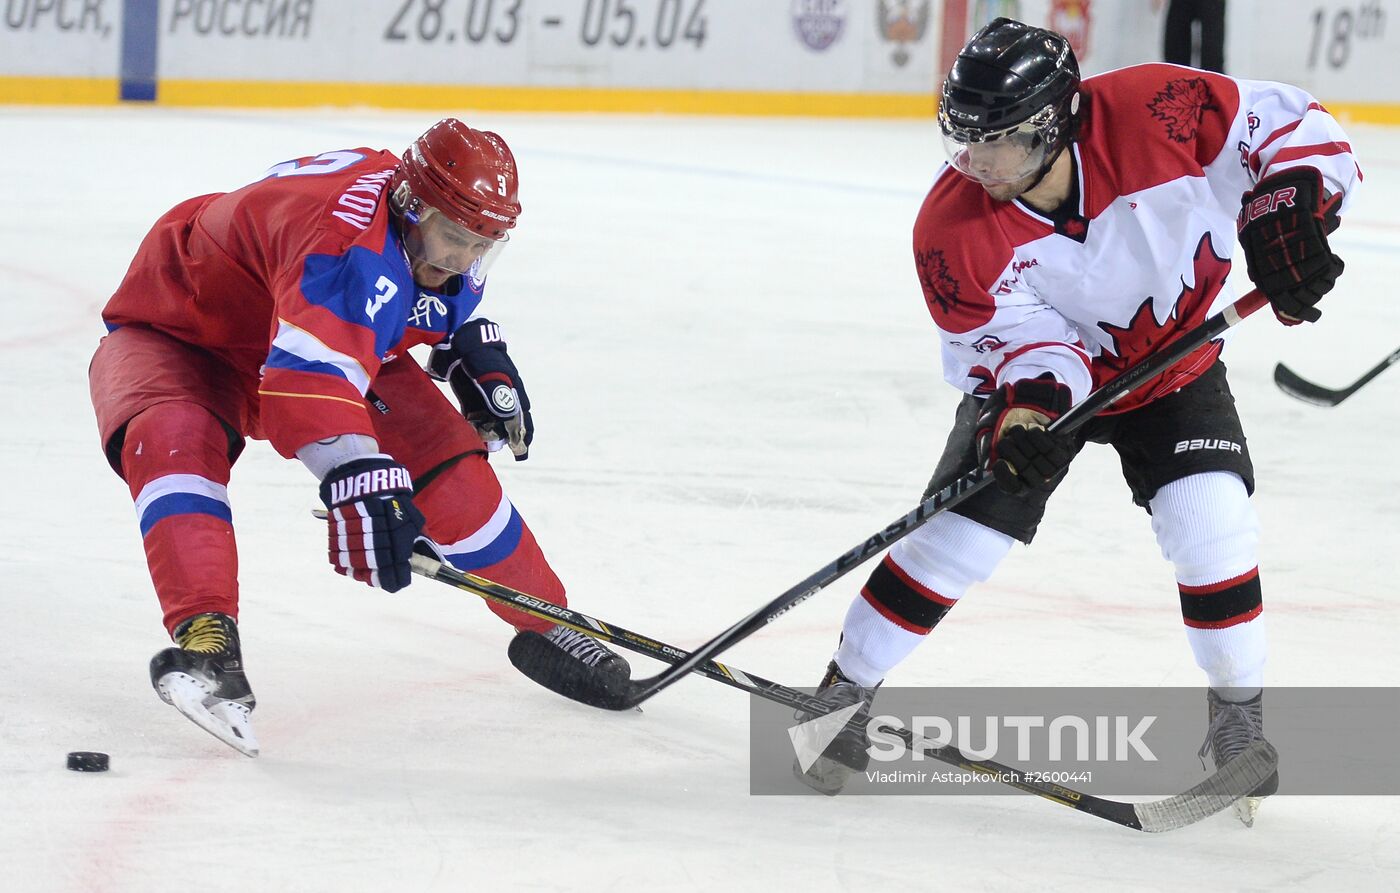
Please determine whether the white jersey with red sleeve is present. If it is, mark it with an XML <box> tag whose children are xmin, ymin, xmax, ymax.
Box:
<box><xmin>913</xmin><ymin>63</ymin><xmax>1362</xmax><ymax>412</ymax></box>
<box><xmin>102</xmin><ymin>148</ymin><xmax>485</xmax><ymax>457</ymax></box>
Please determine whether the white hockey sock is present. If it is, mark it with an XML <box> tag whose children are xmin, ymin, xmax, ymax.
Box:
<box><xmin>1151</xmin><ymin>472</ymin><xmax>1266</xmax><ymax>691</ymax></box>
<box><xmin>834</xmin><ymin>512</ymin><xmax>1014</xmax><ymax>687</ymax></box>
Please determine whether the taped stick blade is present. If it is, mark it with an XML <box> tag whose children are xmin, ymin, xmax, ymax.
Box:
<box><xmin>508</xmin><ymin>630</ymin><xmax>634</xmax><ymax>710</ymax></box>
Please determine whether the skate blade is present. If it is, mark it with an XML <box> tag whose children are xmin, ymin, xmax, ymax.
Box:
<box><xmin>792</xmin><ymin>757</ymin><xmax>854</xmax><ymax>797</ymax></box>
<box><xmin>1233</xmin><ymin>795</ymin><xmax>1262</xmax><ymax>827</ymax></box>
<box><xmin>157</xmin><ymin>672</ymin><xmax>260</xmax><ymax>757</ymax></box>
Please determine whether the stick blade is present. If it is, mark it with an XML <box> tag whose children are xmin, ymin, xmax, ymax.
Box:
<box><xmin>508</xmin><ymin>630</ymin><xmax>635</xmax><ymax>710</ymax></box>
<box><xmin>1133</xmin><ymin>741</ymin><xmax>1278</xmax><ymax>833</ymax></box>
<box><xmin>1273</xmin><ymin>363</ymin><xmax>1346</xmax><ymax>407</ymax></box>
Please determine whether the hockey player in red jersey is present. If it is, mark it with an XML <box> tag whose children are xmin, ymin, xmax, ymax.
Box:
<box><xmin>794</xmin><ymin>19</ymin><xmax>1359</xmax><ymax>824</ymax></box>
<box><xmin>90</xmin><ymin>119</ymin><xmax>627</xmax><ymax>755</ymax></box>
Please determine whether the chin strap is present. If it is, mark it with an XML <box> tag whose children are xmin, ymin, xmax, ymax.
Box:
<box><xmin>1021</xmin><ymin>143</ymin><xmax>1070</xmax><ymax>194</ymax></box>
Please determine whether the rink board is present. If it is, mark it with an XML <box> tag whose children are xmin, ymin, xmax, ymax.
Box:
<box><xmin>2</xmin><ymin>0</ymin><xmax>1400</xmax><ymax>119</ymax></box>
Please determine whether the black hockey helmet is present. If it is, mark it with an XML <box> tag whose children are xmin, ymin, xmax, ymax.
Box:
<box><xmin>938</xmin><ymin>17</ymin><xmax>1081</xmax><ymax>185</ymax></box>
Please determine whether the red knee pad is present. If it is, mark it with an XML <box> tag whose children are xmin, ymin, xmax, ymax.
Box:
<box><xmin>121</xmin><ymin>402</ymin><xmax>236</xmax><ymax>491</ymax></box>
<box><xmin>121</xmin><ymin>403</ymin><xmax>240</xmax><ymax>634</ymax></box>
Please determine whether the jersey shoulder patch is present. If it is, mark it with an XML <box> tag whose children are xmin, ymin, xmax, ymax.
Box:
<box><xmin>912</xmin><ymin>169</ymin><xmax>1014</xmax><ymax>334</ymax></box>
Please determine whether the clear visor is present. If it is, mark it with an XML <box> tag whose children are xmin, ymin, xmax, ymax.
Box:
<box><xmin>941</xmin><ymin>118</ymin><xmax>1052</xmax><ymax>186</ymax></box>
<box><xmin>401</xmin><ymin>204</ymin><xmax>508</xmax><ymax>284</ymax></box>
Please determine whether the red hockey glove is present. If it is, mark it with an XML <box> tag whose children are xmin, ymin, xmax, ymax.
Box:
<box><xmin>975</xmin><ymin>376</ymin><xmax>1076</xmax><ymax>495</ymax></box>
<box><xmin>319</xmin><ymin>456</ymin><xmax>425</xmax><ymax>592</ymax></box>
<box><xmin>1237</xmin><ymin>167</ymin><xmax>1344</xmax><ymax>325</ymax></box>
<box><xmin>428</xmin><ymin>319</ymin><xmax>534</xmax><ymax>461</ymax></box>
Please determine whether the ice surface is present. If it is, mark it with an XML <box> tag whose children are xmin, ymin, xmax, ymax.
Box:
<box><xmin>1</xmin><ymin>105</ymin><xmax>1397</xmax><ymax>892</ymax></box>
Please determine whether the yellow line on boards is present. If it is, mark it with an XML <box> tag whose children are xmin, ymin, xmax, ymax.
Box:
<box><xmin>0</xmin><ymin>76</ymin><xmax>935</xmax><ymax>118</ymax></box>
<box><xmin>157</xmin><ymin>80</ymin><xmax>938</xmax><ymax>118</ymax></box>
<box><xmin>1325</xmin><ymin>102</ymin><xmax>1400</xmax><ymax>127</ymax></box>
<box><xmin>0</xmin><ymin>77</ymin><xmax>118</xmax><ymax>104</ymax></box>
<box><xmin>5</xmin><ymin>76</ymin><xmax>1400</xmax><ymax>126</ymax></box>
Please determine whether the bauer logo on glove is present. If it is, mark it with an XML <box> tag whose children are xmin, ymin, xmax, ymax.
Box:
<box><xmin>1236</xmin><ymin>166</ymin><xmax>1344</xmax><ymax>325</ymax></box>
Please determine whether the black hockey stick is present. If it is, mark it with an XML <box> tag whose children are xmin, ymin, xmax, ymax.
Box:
<box><xmin>514</xmin><ymin>289</ymin><xmax>1270</xmax><ymax>712</ymax></box>
<box><xmin>1273</xmin><ymin>345</ymin><xmax>1400</xmax><ymax>406</ymax></box>
<box><xmin>411</xmin><ymin>553</ymin><xmax>1276</xmax><ymax>832</ymax></box>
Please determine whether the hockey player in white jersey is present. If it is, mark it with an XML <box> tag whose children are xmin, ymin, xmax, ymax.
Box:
<box><xmin>795</xmin><ymin>18</ymin><xmax>1359</xmax><ymax>824</ymax></box>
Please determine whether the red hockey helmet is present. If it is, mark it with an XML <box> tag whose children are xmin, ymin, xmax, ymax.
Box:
<box><xmin>391</xmin><ymin>118</ymin><xmax>522</xmax><ymax>285</ymax></box>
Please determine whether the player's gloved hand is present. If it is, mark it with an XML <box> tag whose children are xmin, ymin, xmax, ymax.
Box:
<box><xmin>975</xmin><ymin>376</ymin><xmax>1076</xmax><ymax>495</ymax></box>
<box><xmin>318</xmin><ymin>455</ymin><xmax>425</xmax><ymax>592</ymax></box>
<box><xmin>1237</xmin><ymin>166</ymin><xmax>1344</xmax><ymax>325</ymax></box>
<box><xmin>428</xmin><ymin>319</ymin><xmax>533</xmax><ymax>461</ymax></box>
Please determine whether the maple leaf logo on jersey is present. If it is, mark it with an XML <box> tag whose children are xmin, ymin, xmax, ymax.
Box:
<box><xmin>1094</xmin><ymin>232</ymin><xmax>1231</xmax><ymax>387</ymax></box>
<box><xmin>916</xmin><ymin>248</ymin><xmax>960</xmax><ymax>315</ymax></box>
<box><xmin>1147</xmin><ymin>78</ymin><xmax>1216</xmax><ymax>144</ymax></box>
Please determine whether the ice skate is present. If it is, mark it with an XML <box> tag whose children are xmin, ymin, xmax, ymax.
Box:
<box><xmin>791</xmin><ymin>661</ymin><xmax>880</xmax><ymax>796</ymax></box>
<box><xmin>508</xmin><ymin>624</ymin><xmax>631</xmax><ymax>702</ymax></box>
<box><xmin>1199</xmin><ymin>688</ymin><xmax>1278</xmax><ymax>826</ymax></box>
<box><xmin>150</xmin><ymin>613</ymin><xmax>259</xmax><ymax>757</ymax></box>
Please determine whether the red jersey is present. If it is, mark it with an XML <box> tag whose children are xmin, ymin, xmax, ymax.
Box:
<box><xmin>103</xmin><ymin>149</ymin><xmax>485</xmax><ymax>456</ymax></box>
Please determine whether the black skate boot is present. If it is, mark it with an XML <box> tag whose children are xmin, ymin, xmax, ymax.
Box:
<box><xmin>507</xmin><ymin>624</ymin><xmax>631</xmax><ymax>706</ymax></box>
<box><xmin>1199</xmin><ymin>688</ymin><xmax>1278</xmax><ymax>827</ymax></box>
<box><xmin>791</xmin><ymin>661</ymin><xmax>880</xmax><ymax>796</ymax></box>
<box><xmin>150</xmin><ymin>613</ymin><xmax>259</xmax><ymax>757</ymax></box>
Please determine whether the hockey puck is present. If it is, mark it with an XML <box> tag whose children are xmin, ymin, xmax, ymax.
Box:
<box><xmin>66</xmin><ymin>751</ymin><xmax>109</xmax><ymax>772</ymax></box>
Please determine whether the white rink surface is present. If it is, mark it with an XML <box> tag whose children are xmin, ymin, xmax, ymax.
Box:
<box><xmin>2</xmin><ymin>106</ymin><xmax>1398</xmax><ymax>893</ymax></box>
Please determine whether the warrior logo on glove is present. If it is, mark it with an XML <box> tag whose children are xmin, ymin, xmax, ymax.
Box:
<box><xmin>319</xmin><ymin>456</ymin><xmax>426</xmax><ymax>592</ymax></box>
<box><xmin>427</xmin><ymin>317</ymin><xmax>535</xmax><ymax>461</ymax></box>
<box><xmin>489</xmin><ymin>383</ymin><xmax>517</xmax><ymax>414</ymax></box>
<box><xmin>325</xmin><ymin>465</ymin><xmax>413</xmax><ymax>504</ymax></box>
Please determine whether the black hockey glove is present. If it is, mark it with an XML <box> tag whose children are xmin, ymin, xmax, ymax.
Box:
<box><xmin>428</xmin><ymin>319</ymin><xmax>533</xmax><ymax>461</ymax></box>
<box><xmin>975</xmin><ymin>376</ymin><xmax>1076</xmax><ymax>495</ymax></box>
<box><xmin>319</xmin><ymin>456</ymin><xmax>425</xmax><ymax>593</ymax></box>
<box><xmin>1237</xmin><ymin>167</ymin><xmax>1344</xmax><ymax>325</ymax></box>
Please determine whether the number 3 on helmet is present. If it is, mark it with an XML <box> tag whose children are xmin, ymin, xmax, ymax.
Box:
<box><xmin>390</xmin><ymin>118</ymin><xmax>522</xmax><ymax>285</ymax></box>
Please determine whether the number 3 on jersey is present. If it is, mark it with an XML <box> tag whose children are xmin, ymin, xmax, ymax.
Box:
<box><xmin>366</xmin><ymin>276</ymin><xmax>398</xmax><ymax>321</ymax></box>
<box><xmin>262</xmin><ymin>151</ymin><xmax>366</xmax><ymax>180</ymax></box>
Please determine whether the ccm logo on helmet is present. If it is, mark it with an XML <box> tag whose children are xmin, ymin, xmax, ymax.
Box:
<box><xmin>1239</xmin><ymin>186</ymin><xmax>1298</xmax><ymax>225</ymax></box>
<box><xmin>1174</xmin><ymin>438</ymin><xmax>1242</xmax><ymax>454</ymax></box>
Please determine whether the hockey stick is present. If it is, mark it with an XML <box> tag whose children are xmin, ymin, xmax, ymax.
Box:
<box><xmin>1273</xmin><ymin>345</ymin><xmax>1400</xmax><ymax>406</ymax></box>
<box><xmin>514</xmin><ymin>288</ymin><xmax>1270</xmax><ymax>712</ymax></box>
<box><xmin>411</xmin><ymin>553</ymin><xmax>1276</xmax><ymax>832</ymax></box>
